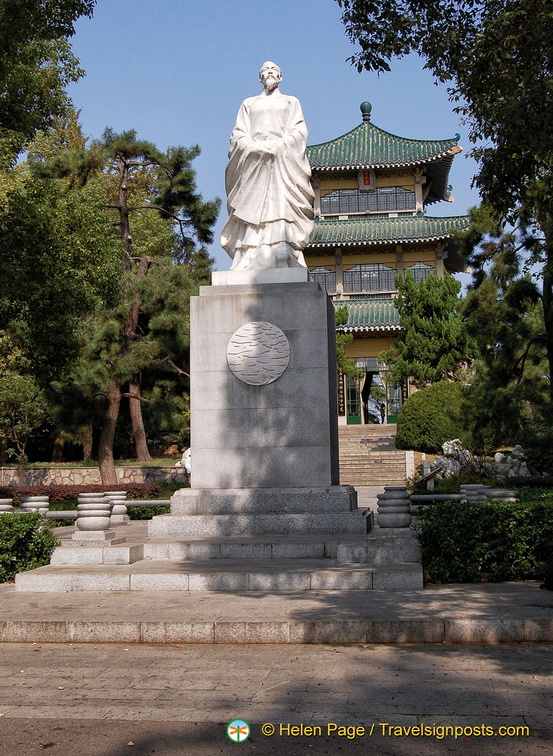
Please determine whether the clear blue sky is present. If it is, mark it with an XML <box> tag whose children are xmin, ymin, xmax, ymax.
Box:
<box><xmin>67</xmin><ymin>0</ymin><xmax>480</xmax><ymax>274</ymax></box>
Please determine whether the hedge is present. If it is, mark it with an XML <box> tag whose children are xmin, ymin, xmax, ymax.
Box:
<box><xmin>0</xmin><ymin>483</ymin><xmax>161</xmax><ymax>503</ymax></box>
<box><xmin>414</xmin><ymin>500</ymin><xmax>553</xmax><ymax>583</ymax></box>
<box><xmin>0</xmin><ymin>513</ymin><xmax>58</xmax><ymax>583</ymax></box>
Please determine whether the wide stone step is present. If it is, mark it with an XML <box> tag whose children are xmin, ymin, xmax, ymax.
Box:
<box><xmin>15</xmin><ymin>558</ymin><xmax>423</xmax><ymax>592</ymax></box>
<box><xmin>143</xmin><ymin>535</ymin><xmax>343</xmax><ymax>560</ymax></box>
<box><xmin>148</xmin><ymin>511</ymin><xmax>368</xmax><ymax>538</ymax></box>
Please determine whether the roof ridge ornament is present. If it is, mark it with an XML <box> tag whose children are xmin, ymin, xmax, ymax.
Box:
<box><xmin>360</xmin><ymin>101</ymin><xmax>372</xmax><ymax>122</ymax></box>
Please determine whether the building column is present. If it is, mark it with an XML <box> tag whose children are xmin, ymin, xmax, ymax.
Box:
<box><xmin>436</xmin><ymin>245</ymin><xmax>445</xmax><ymax>277</ymax></box>
<box><xmin>396</xmin><ymin>245</ymin><xmax>404</xmax><ymax>278</ymax></box>
<box><xmin>335</xmin><ymin>248</ymin><xmax>344</xmax><ymax>296</ymax></box>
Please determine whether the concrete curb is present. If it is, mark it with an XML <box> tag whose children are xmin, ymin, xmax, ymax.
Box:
<box><xmin>1</xmin><ymin>617</ymin><xmax>552</xmax><ymax>645</ymax></box>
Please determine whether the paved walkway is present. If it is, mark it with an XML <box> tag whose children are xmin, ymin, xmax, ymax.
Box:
<box><xmin>0</xmin><ymin>642</ymin><xmax>551</xmax><ymax>754</ymax></box>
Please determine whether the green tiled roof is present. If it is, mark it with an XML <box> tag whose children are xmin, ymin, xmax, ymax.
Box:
<box><xmin>333</xmin><ymin>299</ymin><xmax>401</xmax><ymax>333</ymax></box>
<box><xmin>308</xmin><ymin>215</ymin><xmax>470</xmax><ymax>248</ymax></box>
<box><xmin>307</xmin><ymin>119</ymin><xmax>461</xmax><ymax>171</ymax></box>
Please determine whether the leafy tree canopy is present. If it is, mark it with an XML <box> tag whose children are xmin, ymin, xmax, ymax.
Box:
<box><xmin>336</xmin><ymin>0</ymin><xmax>553</xmax><ymax>218</ymax></box>
<box><xmin>0</xmin><ymin>0</ymin><xmax>95</xmax><ymax>161</ymax></box>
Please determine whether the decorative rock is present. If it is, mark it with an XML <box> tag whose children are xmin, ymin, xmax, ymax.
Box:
<box><xmin>494</xmin><ymin>452</ymin><xmax>506</xmax><ymax>464</ymax></box>
<box><xmin>377</xmin><ymin>486</ymin><xmax>412</xmax><ymax>528</ymax></box>
<box><xmin>519</xmin><ymin>462</ymin><xmax>531</xmax><ymax>477</ymax></box>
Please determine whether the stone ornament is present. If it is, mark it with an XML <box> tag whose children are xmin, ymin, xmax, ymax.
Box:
<box><xmin>377</xmin><ymin>486</ymin><xmax>412</xmax><ymax>528</ymax></box>
<box><xmin>19</xmin><ymin>495</ymin><xmax>49</xmax><ymax>515</ymax></box>
<box><xmin>227</xmin><ymin>321</ymin><xmax>290</xmax><ymax>386</ymax></box>
<box><xmin>221</xmin><ymin>61</ymin><xmax>314</xmax><ymax>271</ymax></box>
<box><xmin>76</xmin><ymin>494</ymin><xmax>111</xmax><ymax>531</ymax></box>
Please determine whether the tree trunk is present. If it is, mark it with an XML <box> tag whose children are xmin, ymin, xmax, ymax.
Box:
<box><xmin>542</xmin><ymin>245</ymin><xmax>553</xmax><ymax>405</ymax></box>
<box><xmin>82</xmin><ymin>423</ymin><xmax>93</xmax><ymax>462</ymax></box>
<box><xmin>52</xmin><ymin>436</ymin><xmax>64</xmax><ymax>463</ymax></box>
<box><xmin>98</xmin><ymin>381</ymin><xmax>121</xmax><ymax>485</ymax></box>
<box><xmin>129</xmin><ymin>380</ymin><xmax>152</xmax><ymax>461</ymax></box>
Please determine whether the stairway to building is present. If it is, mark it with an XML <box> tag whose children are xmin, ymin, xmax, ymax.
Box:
<box><xmin>339</xmin><ymin>425</ymin><xmax>410</xmax><ymax>486</ymax></box>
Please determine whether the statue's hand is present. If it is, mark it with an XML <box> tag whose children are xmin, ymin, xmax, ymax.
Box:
<box><xmin>254</xmin><ymin>136</ymin><xmax>282</xmax><ymax>157</ymax></box>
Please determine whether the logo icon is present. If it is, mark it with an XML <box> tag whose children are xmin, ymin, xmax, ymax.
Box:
<box><xmin>227</xmin><ymin>719</ymin><xmax>250</xmax><ymax>742</ymax></box>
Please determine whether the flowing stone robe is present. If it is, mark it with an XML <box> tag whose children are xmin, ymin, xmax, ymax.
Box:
<box><xmin>221</xmin><ymin>92</ymin><xmax>315</xmax><ymax>270</ymax></box>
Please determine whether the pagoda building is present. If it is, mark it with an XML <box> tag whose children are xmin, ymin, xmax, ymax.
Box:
<box><xmin>304</xmin><ymin>102</ymin><xmax>470</xmax><ymax>425</ymax></box>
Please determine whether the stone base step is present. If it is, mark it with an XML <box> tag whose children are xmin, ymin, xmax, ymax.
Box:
<box><xmin>51</xmin><ymin>534</ymin><xmax>361</xmax><ymax>564</ymax></box>
<box><xmin>148</xmin><ymin>510</ymin><xmax>369</xmax><ymax>538</ymax></box>
<box><xmin>49</xmin><ymin>527</ymin><xmax>420</xmax><ymax>566</ymax></box>
<box><xmin>15</xmin><ymin>558</ymin><xmax>423</xmax><ymax>592</ymax></box>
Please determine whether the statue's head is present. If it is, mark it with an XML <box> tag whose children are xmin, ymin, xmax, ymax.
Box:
<box><xmin>259</xmin><ymin>61</ymin><xmax>282</xmax><ymax>90</ymax></box>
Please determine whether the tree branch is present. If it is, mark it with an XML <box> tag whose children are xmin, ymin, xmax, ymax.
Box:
<box><xmin>164</xmin><ymin>357</ymin><xmax>190</xmax><ymax>378</ymax></box>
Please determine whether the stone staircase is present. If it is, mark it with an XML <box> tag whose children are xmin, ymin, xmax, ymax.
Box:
<box><xmin>15</xmin><ymin>520</ymin><xmax>423</xmax><ymax>593</ymax></box>
<box><xmin>339</xmin><ymin>425</ymin><xmax>409</xmax><ymax>486</ymax></box>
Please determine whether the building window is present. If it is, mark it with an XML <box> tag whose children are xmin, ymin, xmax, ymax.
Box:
<box><xmin>320</xmin><ymin>187</ymin><xmax>416</xmax><ymax>215</ymax></box>
<box><xmin>343</xmin><ymin>263</ymin><xmax>396</xmax><ymax>293</ymax></box>
<box><xmin>310</xmin><ymin>266</ymin><xmax>336</xmax><ymax>292</ymax></box>
<box><xmin>407</xmin><ymin>261</ymin><xmax>435</xmax><ymax>283</ymax></box>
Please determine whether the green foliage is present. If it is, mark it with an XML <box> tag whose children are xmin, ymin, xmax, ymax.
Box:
<box><xmin>396</xmin><ymin>380</ymin><xmax>468</xmax><ymax>453</ymax></box>
<box><xmin>460</xmin><ymin>211</ymin><xmax>551</xmax><ymax>453</ymax></box>
<box><xmin>0</xmin><ymin>512</ymin><xmax>58</xmax><ymax>583</ymax></box>
<box><xmin>387</xmin><ymin>272</ymin><xmax>469</xmax><ymax>385</ymax></box>
<box><xmin>336</xmin><ymin>0</ymin><xmax>553</xmax><ymax>405</ymax></box>
<box><xmin>414</xmin><ymin>500</ymin><xmax>553</xmax><ymax>584</ymax></box>
<box><xmin>0</xmin><ymin>1</ymin><xmax>95</xmax><ymax>162</ymax></box>
<box><xmin>0</xmin><ymin>169</ymin><xmax>120</xmax><ymax>384</ymax></box>
<box><xmin>0</xmin><ymin>373</ymin><xmax>51</xmax><ymax>480</ymax></box>
<box><xmin>380</xmin><ymin>273</ymin><xmax>472</xmax><ymax>388</ymax></box>
<box><xmin>335</xmin><ymin>306</ymin><xmax>363</xmax><ymax>379</ymax></box>
<box><xmin>128</xmin><ymin>505</ymin><xmax>170</xmax><ymax>520</ymax></box>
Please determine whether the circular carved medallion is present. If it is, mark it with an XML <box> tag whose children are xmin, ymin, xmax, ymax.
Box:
<box><xmin>227</xmin><ymin>322</ymin><xmax>290</xmax><ymax>385</ymax></box>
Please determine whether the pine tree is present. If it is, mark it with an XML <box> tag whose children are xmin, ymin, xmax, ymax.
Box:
<box><xmin>380</xmin><ymin>272</ymin><xmax>472</xmax><ymax>388</ymax></box>
<box><xmin>34</xmin><ymin>128</ymin><xmax>220</xmax><ymax>482</ymax></box>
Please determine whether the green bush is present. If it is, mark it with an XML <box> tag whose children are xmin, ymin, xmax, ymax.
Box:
<box><xmin>396</xmin><ymin>381</ymin><xmax>470</xmax><ymax>453</ymax></box>
<box><xmin>414</xmin><ymin>500</ymin><xmax>553</xmax><ymax>583</ymax></box>
<box><xmin>0</xmin><ymin>513</ymin><xmax>58</xmax><ymax>583</ymax></box>
<box><xmin>128</xmin><ymin>505</ymin><xmax>170</xmax><ymax>520</ymax></box>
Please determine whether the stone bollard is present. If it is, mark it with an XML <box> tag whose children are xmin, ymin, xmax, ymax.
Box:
<box><xmin>72</xmin><ymin>493</ymin><xmax>115</xmax><ymax>544</ymax></box>
<box><xmin>104</xmin><ymin>490</ymin><xmax>129</xmax><ymax>525</ymax></box>
<box><xmin>0</xmin><ymin>498</ymin><xmax>14</xmax><ymax>514</ymax></box>
<box><xmin>19</xmin><ymin>495</ymin><xmax>49</xmax><ymax>515</ymax></box>
<box><xmin>377</xmin><ymin>486</ymin><xmax>412</xmax><ymax>528</ymax></box>
<box><xmin>486</xmin><ymin>489</ymin><xmax>519</xmax><ymax>503</ymax></box>
<box><xmin>459</xmin><ymin>484</ymin><xmax>489</xmax><ymax>504</ymax></box>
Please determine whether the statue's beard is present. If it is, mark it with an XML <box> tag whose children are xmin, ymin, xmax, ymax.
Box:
<box><xmin>264</xmin><ymin>75</ymin><xmax>278</xmax><ymax>90</ymax></box>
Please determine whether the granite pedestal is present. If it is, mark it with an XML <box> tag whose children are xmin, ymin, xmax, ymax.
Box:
<box><xmin>149</xmin><ymin>272</ymin><xmax>363</xmax><ymax>540</ymax></box>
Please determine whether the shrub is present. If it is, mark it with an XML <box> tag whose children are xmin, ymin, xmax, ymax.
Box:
<box><xmin>0</xmin><ymin>483</ymin><xmax>161</xmax><ymax>503</ymax></box>
<box><xmin>414</xmin><ymin>500</ymin><xmax>553</xmax><ymax>584</ymax></box>
<box><xmin>0</xmin><ymin>513</ymin><xmax>58</xmax><ymax>583</ymax></box>
<box><xmin>396</xmin><ymin>381</ymin><xmax>470</xmax><ymax>453</ymax></box>
<box><xmin>128</xmin><ymin>505</ymin><xmax>170</xmax><ymax>520</ymax></box>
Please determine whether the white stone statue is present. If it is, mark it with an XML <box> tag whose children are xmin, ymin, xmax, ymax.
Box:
<box><xmin>175</xmin><ymin>447</ymin><xmax>191</xmax><ymax>475</ymax></box>
<box><xmin>221</xmin><ymin>61</ymin><xmax>315</xmax><ymax>271</ymax></box>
